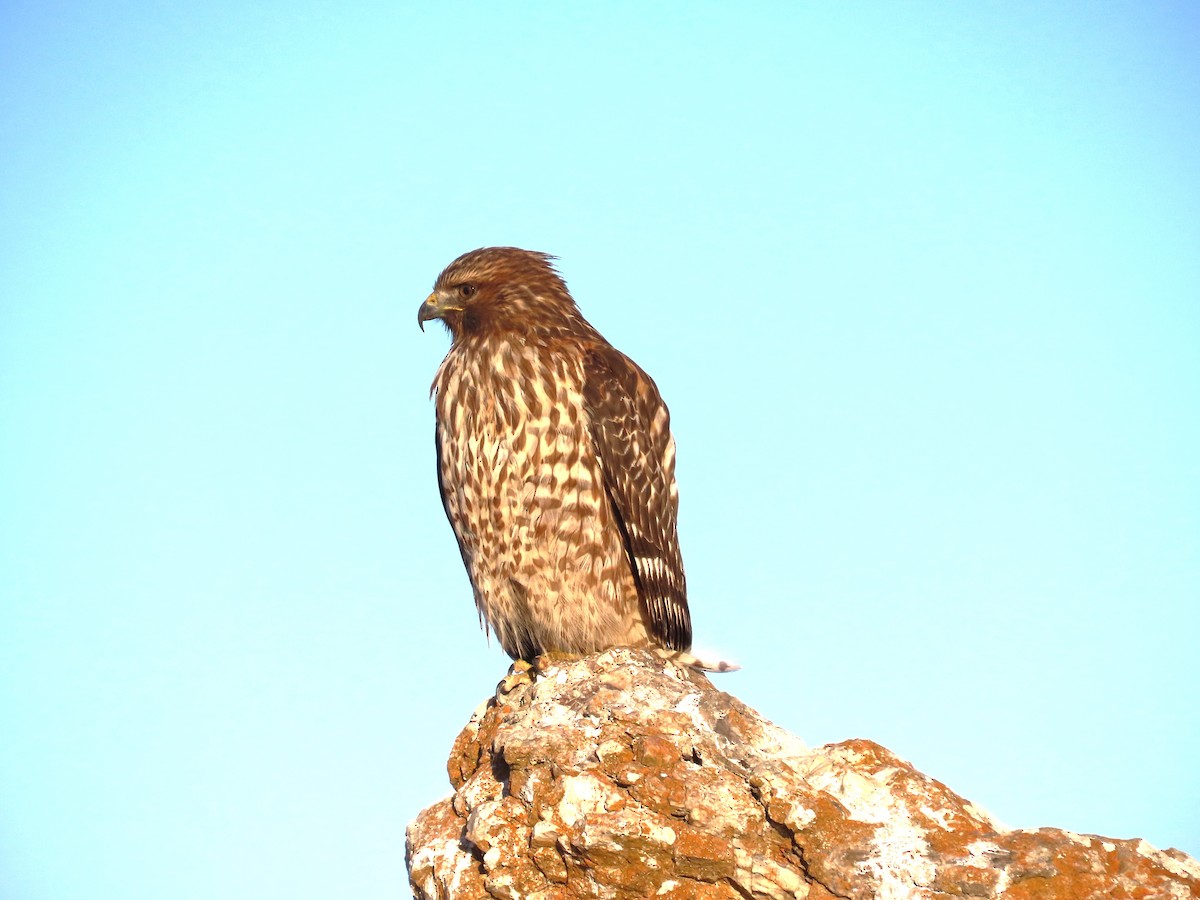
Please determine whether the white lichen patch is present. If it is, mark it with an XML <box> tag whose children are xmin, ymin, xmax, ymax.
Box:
<box><xmin>858</xmin><ymin>809</ymin><xmax>937</xmax><ymax>899</ymax></box>
<box><xmin>558</xmin><ymin>772</ymin><xmax>620</xmax><ymax>826</ymax></box>
<box><xmin>961</xmin><ymin>840</ymin><xmax>1013</xmax><ymax>895</ymax></box>
<box><xmin>1137</xmin><ymin>840</ymin><xmax>1200</xmax><ymax>881</ymax></box>
<box><xmin>671</xmin><ymin>689</ymin><xmax>705</xmax><ymax>726</ymax></box>
<box><xmin>570</xmin><ymin>810</ymin><xmax>676</xmax><ymax>856</ymax></box>
<box><xmin>801</xmin><ymin>761</ymin><xmax>896</xmax><ymax>825</ymax></box>
<box><xmin>530</xmin><ymin>819</ymin><xmax>560</xmax><ymax>846</ymax></box>
<box><xmin>779</xmin><ymin>798</ymin><xmax>818</xmax><ymax>832</ymax></box>
<box><xmin>470</xmin><ymin>696</ymin><xmax>492</xmax><ymax>722</ymax></box>
<box><xmin>962</xmin><ymin>839</ymin><xmax>1005</xmax><ymax>866</ymax></box>
<box><xmin>732</xmin><ymin>842</ymin><xmax>808</xmax><ymax>898</ymax></box>
<box><xmin>409</xmin><ymin>837</ymin><xmax>481</xmax><ymax>898</ymax></box>
<box><xmin>517</xmin><ymin>766</ymin><xmax>547</xmax><ymax>804</ymax></box>
<box><xmin>459</xmin><ymin>765</ymin><xmax>503</xmax><ymax>813</ymax></box>
<box><xmin>919</xmin><ymin>803</ymin><xmax>954</xmax><ymax>831</ymax></box>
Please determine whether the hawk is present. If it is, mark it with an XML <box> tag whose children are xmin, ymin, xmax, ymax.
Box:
<box><xmin>418</xmin><ymin>247</ymin><xmax>732</xmax><ymax>672</ymax></box>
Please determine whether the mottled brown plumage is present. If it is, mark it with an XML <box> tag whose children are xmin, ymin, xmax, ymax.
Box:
<box><xmin>419</xmin><ymin>247</ymin><xmax>728</xmax><ymax>671</ymax></box>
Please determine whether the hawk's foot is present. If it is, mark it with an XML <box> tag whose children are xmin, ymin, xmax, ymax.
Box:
<box><xmin>498</xmin><ymin>658</ymin><xmax>536</xmax><ymax>695</ymax></box>
<box><xmin>531</xmin><ymin>651</ymin><xmax>585</xmax><ymax>674</ymax></box>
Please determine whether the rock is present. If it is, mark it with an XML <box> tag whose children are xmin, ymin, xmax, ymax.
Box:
<box><xmin>406</xmin><ymin>648</ymin><xmax>1199</xmax><ymax>899</ymax></box>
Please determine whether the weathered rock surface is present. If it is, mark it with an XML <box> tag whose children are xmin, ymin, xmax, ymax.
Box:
<box><xmin>406</xmin><ymin>648</ymin><xmax>1199</xmax><ymax>899</ymax></box>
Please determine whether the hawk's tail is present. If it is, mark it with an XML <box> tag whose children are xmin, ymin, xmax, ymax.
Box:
<box><xmin>654</xmin><ymin>647</ymin><xmax>740</xmax><ymax>673</ymax></box>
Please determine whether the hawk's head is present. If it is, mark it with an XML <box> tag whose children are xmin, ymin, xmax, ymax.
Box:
<box><xmin>418</xmin><ymin>247</ymin><xmax>581</xmax><ymax>340</ymax></box>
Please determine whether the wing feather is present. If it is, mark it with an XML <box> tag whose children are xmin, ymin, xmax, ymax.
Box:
<box><xmin>582</xmin><ymin>345</ymin><xmax>692</xmax><ymax>651</ymax></box>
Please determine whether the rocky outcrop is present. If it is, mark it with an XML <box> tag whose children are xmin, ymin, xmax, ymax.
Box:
<box><xmin>406</xmin><ymin>648</ymin><xmax>1199</xmax><ymax>899</ymax></box>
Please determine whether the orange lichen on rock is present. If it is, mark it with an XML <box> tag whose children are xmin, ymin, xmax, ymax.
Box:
<box><xmin>406</xmin><ymin>649</ymin><xmax>1199</xmax><ymax>900</ymax></box>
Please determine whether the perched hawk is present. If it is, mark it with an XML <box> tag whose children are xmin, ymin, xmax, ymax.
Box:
<box><xmin>419</xmin><ymin>247</ymin><xmax>731</xmax><ymax>672</ymax></box>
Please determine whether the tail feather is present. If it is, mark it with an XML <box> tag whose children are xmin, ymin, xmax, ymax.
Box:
<box><xmin>654</xmin><ymin>647</ymin><xmax>740</xmax><ymax>673</ymax></box>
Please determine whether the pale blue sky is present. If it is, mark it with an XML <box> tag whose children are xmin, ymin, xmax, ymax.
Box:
<box><xmin>2</xmin><ymin>3</ymin><xmax>1198</xmax><ymax>898</ymax></box>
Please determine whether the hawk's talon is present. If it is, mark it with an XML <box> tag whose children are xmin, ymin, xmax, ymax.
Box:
<box><xmin>531</xmin><ymin>651</ymin><xmax>585</xmax><ymax>674</ymax></box>
<box><xmin>498</xmin><ymin>658</ymin><xmax>536</xmax><ymax>695</ymax></box>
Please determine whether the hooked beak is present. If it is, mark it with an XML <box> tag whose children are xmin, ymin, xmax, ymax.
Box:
<box><xmin>417</xmin><ymin>291</ymin><xmax>449</xmax><ymax>332</ymax></box>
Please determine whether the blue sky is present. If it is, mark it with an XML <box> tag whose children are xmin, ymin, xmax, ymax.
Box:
<box><xmin>2</xmin><ymin>2</ymin><xmax>1197</xmax><ymax>897</ymax></box>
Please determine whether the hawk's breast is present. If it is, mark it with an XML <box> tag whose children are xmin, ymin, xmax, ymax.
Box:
<box><xmin>432</xmin><ymin>336</ymin><xmax>643</xmax><ymax>659</ymax></box>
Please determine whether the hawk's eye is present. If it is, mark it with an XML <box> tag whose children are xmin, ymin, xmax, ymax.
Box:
<box><xmin>459</xmin><ymin>284</ymin><xmax>477</xmax><ymax>298</ymax></box>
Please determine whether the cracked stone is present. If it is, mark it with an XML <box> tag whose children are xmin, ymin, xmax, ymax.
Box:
<box><xmin>407</xmin><ymin>648</ymin><xmax>1200</xmax><ymax>900</ymax></box>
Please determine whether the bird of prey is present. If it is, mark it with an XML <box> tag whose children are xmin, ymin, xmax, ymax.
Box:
<box><xmin>419</xmin><ymin>247</ymin><xmax>732</xmax><ymax>672</ymax></box>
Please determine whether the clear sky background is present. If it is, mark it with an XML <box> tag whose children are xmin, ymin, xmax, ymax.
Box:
<box><xmin>2</xmin><ymin>2</ymin><xmax>1197</xmax><ymax>898</ymax></box>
